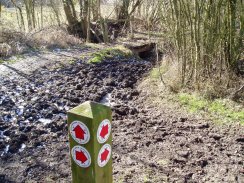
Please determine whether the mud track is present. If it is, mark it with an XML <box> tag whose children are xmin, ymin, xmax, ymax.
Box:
<box><xmin>0</xmin><ymin>49</ymin><xmax>243</xmax><ymax>183</ymax></box>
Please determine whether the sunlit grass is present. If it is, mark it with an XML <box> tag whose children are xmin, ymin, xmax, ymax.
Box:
<box><xmin>88</xmin><ymin>46</ymin><xmax>133</xmax><ymax>63</ymax></box>
<box><xmin>178</xmin><ymin>93</ymin><xmax>244</xmax><ymax>124</ymax></box>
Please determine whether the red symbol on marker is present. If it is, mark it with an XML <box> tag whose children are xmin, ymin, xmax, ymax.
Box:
<box><xmin>76</xmin><ymin>150</ymin><xmax>87</xmax><ymax>163</ymax></box>
<box><xmin>101</xmin><ymin>148</ymin><xmax>109</xmax><ymax>162</ymax></box>
<box><xmin>100</xmin><ymin>124</ymin><xmax>109</xmax><ymax>139</ymax></box>
<box><xmin>73</xmin><ymin>125</ymin><xmax>86</xmax><ymax>140</ymax></box>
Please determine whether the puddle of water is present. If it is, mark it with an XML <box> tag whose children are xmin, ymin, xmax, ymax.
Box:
<box><xmin>16</xmin><ymin>106</ymin><xmax>24</xmax><ymax>116</ymax></box>
<box><xmin>16</xmin><ymin>86</ymin><xmax>23</xmax><ymax>91</ymax></box>
<box><xmin>38</xmin><ymin>118</ymin><xmax>52</xmax><ymax>125</ymax></box>
<box><xmin>0</xmin><ymin>133</ymin><xmax>10</xmax><ymax>141</ymax></box>
<box><xmin>100</xmin><ymin>93</ymin><xmax>116</xmax><ymax>107</ymax></box>
<box><xmin>58</xmin><ymin>113</ymin><xmax>66</xmax><ymax>119</ymax></box>
<box><xmin>0</xmin><ymin>96</ymin><xmax>6</xmax><ymax>105</ymax></box>
<box><xmin>54</xmin><ymin>103</ymin><xmax>65</xmax><ymax>111</ymax></box>
<box><xmin>37</xmin><ymin>143</ymin><xmax>46</xmax><ymax>149</ymax></box>
<box><xmin>1</xmin><ymin>145</ymin><xmax>9</xmax><ymax>156</ymax></box>
<box><xmin>31</xmin><ymin>97</ymin><xmax>39</xmax><ymax>101</ymax></box>
<box><xmin>53</xmin><ymin>48</ymin><xmax>61</xmax><ymax>53</ymax></box>
<box><xmin>19</xmin><ymin>144</ymin><xmax>26</xmax><ymax>152</ymax></box>
<box><xmin>3</xmin><ymin>115</ymin><xmax>13</xmax><ymax>122</ymax></box>
<box><xmin>64</xmin><ymin>106</ymin><xmax>69</xmax><ymax>111</ymax></box>
<box><xmin>18</xmin><ymin>99</ymin><xmax>25</xmax><ymax>103</ymax></box>
<box><xmin>0</xmin><ymin>131</ymin><xmax>4</xmax><ymax>138</ymax></box>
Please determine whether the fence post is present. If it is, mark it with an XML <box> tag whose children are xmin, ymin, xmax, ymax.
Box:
<box><xmin>67</xmin><ymin>101</ymin><xmax>112</xmax><ymax>183</ymax></box>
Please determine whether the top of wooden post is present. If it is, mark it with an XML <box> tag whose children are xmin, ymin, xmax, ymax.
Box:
<box><xmin>68</xmin><ymin>101</ymin><xmax>112</xmax><ymax>119</ymax></box>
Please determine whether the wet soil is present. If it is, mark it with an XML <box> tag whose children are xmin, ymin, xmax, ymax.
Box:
<box><xmin>0</xmin><ymin>49</ymin><xmax>243</xmax><ymax>183</ymax></box>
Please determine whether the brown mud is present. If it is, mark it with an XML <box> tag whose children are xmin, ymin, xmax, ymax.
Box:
<box><xmin>0</xmin><ymin>49</ymin><xmax>243</xmax><ymax>183</ymax></box>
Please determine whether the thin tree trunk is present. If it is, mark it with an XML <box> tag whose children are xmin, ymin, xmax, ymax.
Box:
<box><xmin>41</xmin><ymin>0</ymin><xmax>43</xmax><ymax>28</ymax></box>
<box><xmin>86</xmin><ymin>0</ymin><xmax>91</xmax><ymax>42</ymax></box>
<box><xmin>11</xmin><ymin>0</ymin><xmax>25</xmax><ymax>31</ymax></box>
<box><xmin>0</xmin><ymin>2</ymin><xmax>2</xmax><ymax>18</ymax></box>
<box><xmin>50</xmin><ymin>0</ymin><xmax>61</xmax><ymax>26</ymax></box>
<box><xmin>62</xmin><ymin>0</ymin><xmax>78</xmax><ymax>26</ymax></box>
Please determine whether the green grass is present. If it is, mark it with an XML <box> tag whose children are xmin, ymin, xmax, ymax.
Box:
<box><xmin>0</xmin><ymin>59</ymin><xmax>16</xmax><ymax>64</ymax></box>
<box><xmin>150</xmin><ymin>65</ymin><xmax>168</xmax><ymax>79</ymax></box>
<box><xmin>88</xmin><ymin>46</ymin><xmax>133</xmax><ymax>63</ymax></box>
<box><xmin>150</xmin><ymin>68</ymin><xmax>162</xmax><ymax>79</ymax></box>
<box><xmin>178</xmin><ymin>93</ymin><xmax>244</xmax><ymax>124</ymax></box>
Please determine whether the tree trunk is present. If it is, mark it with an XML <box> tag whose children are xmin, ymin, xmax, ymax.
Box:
<box><xmin>86</xmin><ymin>0</ymin><xmax>91</xmax><ymax>42</ymax></box>
<box><xmin>63</xmin><ymin>0</ymin><xmax>78</xmax><ymax>26</ymax></box>
<box><xmin>50</xmin><ymin>0</ymin><xmax>61</xmax><ymax>26</ymax></box>
<box><xmin>11</xmin><ymin>0</ymin><xmax>25</xmax><ymax>31</ymax></box>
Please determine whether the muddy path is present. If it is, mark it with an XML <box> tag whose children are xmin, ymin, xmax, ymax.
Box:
<box><xmin>0</xmin><ymin>48</ymin><xmax>243</xmax><ymax>183</ymax></box>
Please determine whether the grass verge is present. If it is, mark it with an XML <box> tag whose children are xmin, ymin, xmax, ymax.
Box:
<box><xmin>178</xmin><ymin>93</ymin><xmax>244</xmax><ymax>125</ymax></box>
<box><xmin>139</xmin><ymin>64</ymin><xmax>244</xmax><ymax>126</ymax></box>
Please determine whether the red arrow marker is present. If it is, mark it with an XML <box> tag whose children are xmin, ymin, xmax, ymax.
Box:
<box><xmin>76</xmin><ymin>150</ymin><xmax>87</xmax><ymax>163</ymax></box>
<box><xmin>73</xmin><ymin>125</ymin><xmax>86</xmax><ymax>140</ymax></box>
<box><xmin>101</xmin><ymin>148</ymin><xmax>109</xmax><ymax>162</ymax></box>
<box><xmin>100</xmin><ymin>124</ymin><xmax>108</xmax><ymax>139</ymax></box>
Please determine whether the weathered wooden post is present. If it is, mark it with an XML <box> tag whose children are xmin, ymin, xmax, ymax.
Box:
<box><xmin>67</xmin><ymin>101</ymin><xmax>112</xmax><ymax>183</ymax></box>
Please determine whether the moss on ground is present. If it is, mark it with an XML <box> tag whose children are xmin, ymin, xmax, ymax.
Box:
<box><xmin>88</xmin><ymin>46</ymin><xmax>133</xmax><ymax>63</ymax></box>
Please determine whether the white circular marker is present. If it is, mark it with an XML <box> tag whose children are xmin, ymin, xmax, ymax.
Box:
<box><xmin>71</xmin><ymin>145</ymin><xmax>91</xmax><ymax>168</ymax></box>
<box><xmin>97</xmin><ymin>144</ymin><xmax>112</xmax><ymax>167</ymax></box>
<box><xmin>97</xmin><ymin>119</ymin><xmax>111</xmax><ymax>144</ymax></box>
<box><xmin>70</xmin><ymin>121</ymin><xmax>90</xmax><ymax>144</ymax></box>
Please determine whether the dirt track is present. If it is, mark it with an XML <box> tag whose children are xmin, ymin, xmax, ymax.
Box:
<box><xmin>0</xmin><ymin>48</ymin><xmax>243</xmax><ymax>183</ymax></box>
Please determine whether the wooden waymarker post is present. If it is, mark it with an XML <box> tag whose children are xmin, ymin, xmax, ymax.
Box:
<box><xmin>67</xmin><ymin>101</ymin><xmax>112</xmax><ymax>183</ymax></box>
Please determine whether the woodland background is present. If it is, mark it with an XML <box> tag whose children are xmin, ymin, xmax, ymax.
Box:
<box><xmin>0</xmin><ymin>0</ymin><xmax>243</xmax><ymax>104</ymax></box>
